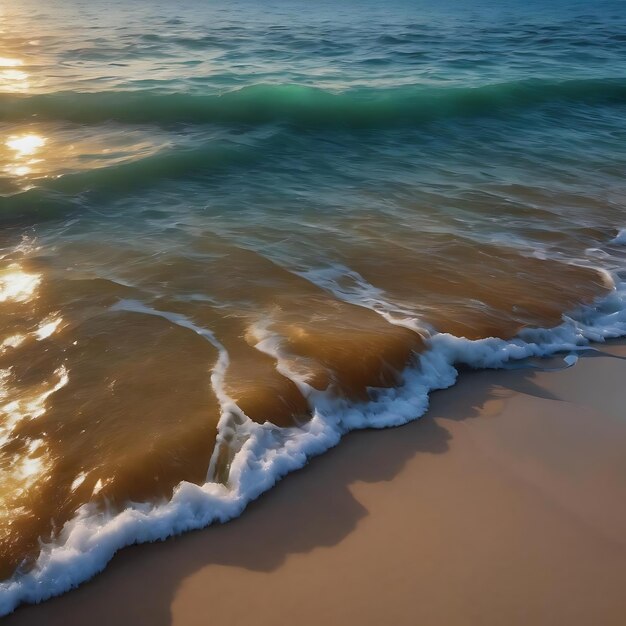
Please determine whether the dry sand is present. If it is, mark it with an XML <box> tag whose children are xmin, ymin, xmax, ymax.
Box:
<box><xmin>6</xmin><ymin>342</ymin><xmax>626</xmax><ymax>626</ymax></box>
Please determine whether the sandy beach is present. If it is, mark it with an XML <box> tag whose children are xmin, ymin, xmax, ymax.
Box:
<box><xmin>5</xmin><ymin>341</ymin><xmax>626</xmax><ymax>626</ymax></box>
<box><xmin>3</xmin><ymin>1</ymin><xmax>626</xmax><ymax>623</ymax></box>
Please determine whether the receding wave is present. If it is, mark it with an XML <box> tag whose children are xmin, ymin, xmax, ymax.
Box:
<box><xmin>1</xmin><ymin>79</ymin><xmax>625</xmax><ymax>128</ymax></box>
<box><xmin>2</xmin><ymin>277</ymin><xmax>626</xmax><ymax>615</ymax></box>
<box><xmin>0</xmin><ymin>142</ymin><xmax>257</xmax><ymax>223</ymax></box>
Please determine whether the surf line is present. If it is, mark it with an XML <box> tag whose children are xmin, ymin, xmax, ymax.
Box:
<box><xmin>110</xmin><ymin>299</ymin><xmax>250</xmax><ymax>483</ymax></box>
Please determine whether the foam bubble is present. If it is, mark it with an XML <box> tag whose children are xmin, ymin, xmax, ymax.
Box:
<box><xmin>611</xmin><ymin>228</ymin><xmax>626</xmax><ymax>245</ymax></box>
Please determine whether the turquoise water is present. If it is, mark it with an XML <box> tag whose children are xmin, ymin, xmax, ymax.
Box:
<box><xmin>2</xmin><ymin>0</ymin><xmax>626</xmax><ymax>227</ymax></box>
<box><xmin>1</xmin><ymin>0</ymin><xmax>626</xmax><ymax>612</ymax></box>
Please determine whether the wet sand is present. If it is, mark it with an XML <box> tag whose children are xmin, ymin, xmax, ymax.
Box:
<box><xmin>6</xmin><ymin>341</ymin><xmax>626</xmax><ymax>626</ymax></box>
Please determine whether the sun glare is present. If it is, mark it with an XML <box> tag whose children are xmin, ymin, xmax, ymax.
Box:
<box><xmin>0</xmin><ymin>55</ymin><xmax>30</xmax><ymax>92</ymax></box>
<box><xmin>0</xmin><ymin>265</ymin><xmax>41</xmax><ymax>303</ymax></box>
<box><xmin>6</xmin><ymin>134</ymin><xmax>46</xmax><ymax>157</ymax></box>
<box><xmin>0</xmin><ymin>57</ymin><xmax>23</xmax><ymax>68</ymax></box>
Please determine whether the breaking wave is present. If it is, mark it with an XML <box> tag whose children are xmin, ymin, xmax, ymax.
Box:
<box><xmin>2</xmin><ymin>79</ymin><xmax>625</xmax><ymax>128</ymax></box>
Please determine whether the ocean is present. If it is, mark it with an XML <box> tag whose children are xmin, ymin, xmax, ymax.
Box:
<box><xmin>1</xmin><ymin>0</ymin><xmax>626</xmax><ymax>612</ymax></box>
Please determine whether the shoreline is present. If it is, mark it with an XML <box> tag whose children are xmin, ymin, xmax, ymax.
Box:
<box><xmin>6</xmin><ymin>340</ymin><xmax>626</xmax><ymax>625</ymax></box>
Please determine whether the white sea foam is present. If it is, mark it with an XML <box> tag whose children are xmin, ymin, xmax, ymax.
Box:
<box><xmin>2</xmin><ymin>279</ymin><xmax>626</xmax><ymax>616</ymax></box>
<box><xmin>110</xmin><ymin>299</ymin><xmax>252</xmax><ymax>478</ymax></box>
<box><xmin>611</xmin><ymin>228</ymin><xmax>626</xmax><ymax>245</ymax></box>
<box><xmin>295</xmin><ymin>264</ymin><xmax>431</xmax><ymax>334</ymax></box>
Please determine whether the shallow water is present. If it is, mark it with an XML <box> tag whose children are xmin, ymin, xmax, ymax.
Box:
<box><xmin>1</xmin><ymin>0</ymin><xmax>626</xmax><ymax>607</ymax></box>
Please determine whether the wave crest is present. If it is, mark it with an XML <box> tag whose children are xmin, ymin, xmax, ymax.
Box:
<box><xmin>2</xmin><ymin>79</ymin><xmax>625</xmax><ymax>128</ymax></box>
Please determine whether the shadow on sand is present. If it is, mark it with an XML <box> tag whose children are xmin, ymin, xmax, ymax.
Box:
<box><xmin>7</xmin><ymin>345</ymin><xmax>625</xmax><ymax>626</ymax></box>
